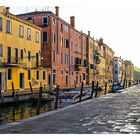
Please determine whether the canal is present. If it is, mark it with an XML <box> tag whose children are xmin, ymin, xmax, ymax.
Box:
<box><xmin>0</xmin><ymin>101</ymin><xmax>71</xmax><ymax>126</ymax></box>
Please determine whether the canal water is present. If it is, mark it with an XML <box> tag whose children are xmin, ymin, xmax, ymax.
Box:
<box><xmin>0</xmin><ymin>101</ymin><xmax>71</xmax><ymax>126</ymax></box>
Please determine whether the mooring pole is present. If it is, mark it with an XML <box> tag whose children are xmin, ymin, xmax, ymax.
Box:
<box><xmin>36</xmin><ymin>84</ymin><xmax>43</xmax><ymax>115</ymax></box>
<box><xmin>79</xmin><ymin>81</ymin><xmax>84</xmax><ymax>102</ymax></box>
<box><xmin>29</xmin><ymin>82</ymin><xmax>33</xmax><ymax>94</ymax></box>
<box><xmin>95</xmin><ymin>81</ymin><xmax>98</xmax><ymax>98</ymax></box>
<box><xmin>11</xmin><ymin>82</ymin><xmax>15</xmax><ymax>97</ymax></box>
<box><xmin>104</xmin><ymin>82</ymin><xmax>107</xmax><ymax>95</ymax></box>
<box><xmin>90</xmin><ymin>81</ymin><xmax>94</xmax><ymax>99</ymax></box>
<box><xmin>54</xmin><ymin>85</ymin><xmax>60</xmax><ymax>110</ymax></box>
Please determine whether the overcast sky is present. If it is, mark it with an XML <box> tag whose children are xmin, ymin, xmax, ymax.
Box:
<box><xmin>1</xmin><ymin>0</ymin><xmax>140</xmax><ymax>67</ymax></box>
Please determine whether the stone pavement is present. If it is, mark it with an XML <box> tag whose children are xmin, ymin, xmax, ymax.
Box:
<box><xmin>0</xmin><ymin>85</ymin><xmax>140</xmax><ymax>134</ymax></box>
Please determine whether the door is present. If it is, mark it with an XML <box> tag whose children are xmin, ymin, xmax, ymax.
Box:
<box><xmin>19</xmin><ymin>73</ymin><xmax>24</xmax><ymax>89</ymax></box>
<box><xmin>0</xmin><ymin>73</ymin><xmax>4</xmax><ymax>91</ymax></box>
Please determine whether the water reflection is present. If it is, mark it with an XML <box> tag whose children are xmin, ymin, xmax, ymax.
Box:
<box><xmin>0</xmin><ymin>101</ymin><xmax>53</xmax><ymax>125</ymax></box>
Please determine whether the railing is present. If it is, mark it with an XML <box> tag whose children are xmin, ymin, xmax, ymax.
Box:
<box><xmin>0</xmin><ymin>57</ymin><xmax>42</xmax><ymax>68</ymax></box>
<box><xmin>75</xmin><ymin>64</ymin><xmax>82</xmax><ymax>71</ymax></box>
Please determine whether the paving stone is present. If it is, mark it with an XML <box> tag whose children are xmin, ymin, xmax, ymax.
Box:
<box><xmin>1</xmin><ymin>85</ymin><xmax>140</xmax><ymax>133</ymax></box>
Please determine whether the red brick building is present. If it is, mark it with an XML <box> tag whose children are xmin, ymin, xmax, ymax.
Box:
<box><xmin>18</xmin><ymin>6</ymin><xmax>87</xmax><ymax>87</ymax></box>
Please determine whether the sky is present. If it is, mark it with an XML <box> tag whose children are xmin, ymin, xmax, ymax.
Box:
<box><xmin>1</xmin><ymin>0</ymin><xmax>140</xmax><ymax>67</ymax></box>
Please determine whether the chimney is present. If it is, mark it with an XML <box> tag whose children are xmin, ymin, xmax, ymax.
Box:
<box><xmin>88</xmin><ymin>31</ymin><xmax>90</xmax><ymax>37</ymax></box>
<box><xmin>55</xmin><ymin>6</ymin><xmax>59</xmax><ymax>17</ymax></box>
<box><xmin>70</xmin><ymin>16</ymin><xmax>75</xmax><ymax>28</ymax></box>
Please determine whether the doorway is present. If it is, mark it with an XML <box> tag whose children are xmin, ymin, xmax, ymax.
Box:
<box><xmin>0</xmin><ymin>72</ymin><xmax>5</xmax><ymax>91</ymax></box>
<box><xmin>19</xmin><ymin>73</ymin><xmax>24</xmax><ymax>89</ymax></box>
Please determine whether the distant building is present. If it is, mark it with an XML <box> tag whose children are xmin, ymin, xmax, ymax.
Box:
<box><xmin>104</xmin><ymin>44</ymin><xmax>114</xmax><ymax>83</ymax></box>
<box><xmin>113</xmin><ymin>56</ymin><xmax>123</xmax><ymax>82</ymax></box>
<box><xmin>124</xmin><ymin>60</ymin><xmax>134</xmax><ymax>82</ymax></box>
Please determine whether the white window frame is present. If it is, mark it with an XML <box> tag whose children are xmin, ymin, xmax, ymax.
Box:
<box><xmin>6</xmin><ymin>20</ymin><xmax>12</xmax><ymax>33</ymax></box>
<box><xmin>19</xmin><ymin>25</ymin><xmax>24</xmax><ymax>37</ymax></box>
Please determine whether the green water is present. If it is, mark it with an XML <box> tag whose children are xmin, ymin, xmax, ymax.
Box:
<box><xmin>0</xmin><ymin>101</ymin><xmax>69</xmax><ymax>126</ymax></box>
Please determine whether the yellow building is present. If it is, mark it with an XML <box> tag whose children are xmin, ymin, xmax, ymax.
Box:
<box><xmin>86</xmin><ymin>31</ymin><xmax>94</xmax><ymax>85</ymax></box>
<box><xmin>124</xmin><ymin>60</ymin><xmax>134</xmax><ymax>82</ymax></box>
<box><xmin>104</xmin><ymin>44</ymin><xmax>114</xmax><ymax>83</ymax></box>
<box><xmin>0</xmin><ymin>6</ymin><xmax>49</xmax><ymax>92</ymax></box>
<box><xmin>95</xmin><ymin>44</ymin><xmax>106</xmax><ymax>85</ymax></box>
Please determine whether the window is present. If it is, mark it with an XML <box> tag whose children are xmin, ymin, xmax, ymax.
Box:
<box><xmin>27</xmin><ymin>28</ymin><xmax>31</xmax><ymax>40</ymax></box>
<box><xmin>36</xmin><ymin>71</ymin><xmax>39</xmax><ymax>80</ymax></box>
<box><xmin>15</xmin><ymin>48</ymin><xmax>18</xmax><ymax>63</ymax></box>
<box><xmin>0</xmin><ymin>44</ymin><xmax>3</xmax><ymax>57</ymax></box>
<box><xmin>43</xmin><ymin>16</ymin><xmax>48</xmax><ymax>25</ymax></box>
<box><xmin>21</xmin><ymin>49</ymin><xmax>23</xmax><ymax>60</ymax></box>
<box><xmin>53</xmin><ymin>32</ymin><xmax>56</xmax><ymax>43</ymax></box>
<box><xmin>43</xmin><ymin>32</ymin><xmax>48</xmax><ymax>42</ymax></box>
<box><xmin>36</xmin><ymin>31</ymin><xmax>39</xmax><ymax>43</ymax></box>
<box><xmin>61</xmin><ymin>70</ymin><xmax>63</xmax><ymax>75</ymax></box>
<box><xmin>0</xmin><ymin>17</ymin><xmax>2</xmax><ymax>31</ymax></box>
<box><xmin>28</xmin><ymin>70</ymin><xmax>31</xmax><ymax>80</ymax></box>
<box><xmin>83</xmin><ymin>73</ymin><xmax>86</xmax><ymax>81</ymax></box>
<box><xmin>115</xmin><ymin>64</ymin><xmax>117</xmax><ymax>68</ymax></box>
<box><xmin>53</xmin><ymin>18</ymin><xmax>56</xmax><ymax>24</ymax></box>
<box><xmin>61</xmin><ymin>23</ymin><xmax>63</xmax><ymax>32</ymax></box>
<box><xmin>6</xmin><ymin>20</ymin><xmax>12</xmax><ymax>33</ymax></box>
<box><xmin>8</xmin><ymin>69</ymin><xmax>12</xmax><ymax>80</ymax></box>
<box><xmin>28</xmin><ymin>51</ymin><xmax>31</xmax><ymax>61</ymax></box>
<box><xmin>65</xmin><ymin>54</ymin><xmax>69</xmax><ymax>65</ymax></box>
<box><xmin>115</xmin><ymin>70</ymin><xmax>118</xmax><ymax>74</ymax></box>
<box><xmin>19</xmin><ymin>25</ymin><xmax>24</xmax><ymax>37</ymax></box>
<box><xmin>66</xmin><ymin>39</ymin><xmax>69</xmax><ymax>48</ymax></box>
<box><xmin>43</xmin><ymin>71</ymin><xmax>46</xmax><ymax>80</ymax></box>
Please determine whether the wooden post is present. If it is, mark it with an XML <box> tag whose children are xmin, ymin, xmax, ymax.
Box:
<box><xmin>0</xmin><ymin>83</ymin><xmax>1</xmax><ymax>98</ymax></box>
<box><xmin>123</xmin><ymin>78</ymin><xmax>126</xmax><ymax>89</ymax></box>
<box><xmin>11</xmin><ymin>82</ymin><xmax>15</xmax><ymax>97</ymax></box>
<box><xmin>90</xmin><ymin>81</ymin><xmax>94</xmax><ymax>99</ymax></box>
<box><xmin>128</xmin><ymin>80</ymin><xmax>131</xmax><ymax>87</ymax></box>
<box><xmin>126</xmin><ymin>80</ymin><xmax>127</xmax><ymax>88</ymax></box>
<box><xmin>54</xmin><ymin>85</ymin><xmax>59</xmax><ymax>110</ymax></box>
<box><xmin>36</xmin><ymin>85</ymin><xmax>43</xmax><ymax>115</ymax></box>
<box><xmin>29</xmin><ymin>82</ymin><xmax>33</xmax><ymax>94</ymax></box>
<box><xmin>137</xmin><ymin>80</ymin><xmax>139</xmax><ymax>85</ymax></box>
<box><xmin>112</xmin><ymin>81</ymin><xmax>114</xmax><ymax>92</ymax></box>
<box><xmin>79</xmin><ymin>81</ymin><xmax>84</xmax><ymax>102</ymax></box>
<box><xmin>74</xmin><ymin>80</ymin><xmax>76</xmax><ymax>88</ymax></box>
<box><xmin>104</xmin><ymin>82</ymin><xmax>107</xmax><ymax>95</ymax></box>
<box><xmin>95</xmin><ymin>81</ymin><xmax>98</xmax><ymax>98</ymax></box>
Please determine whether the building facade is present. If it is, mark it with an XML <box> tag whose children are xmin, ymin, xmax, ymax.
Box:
<box><xmin>18</xmin><ymin>6</ymin><xmax>87</xmax><ymax>88</ymax></box>
<box><xmin>104</xmin><ymin>44</ymin><xmax>114</xmax><ymax>83</ymax></box>
<box><xmin>124</xmin><ymin>60</ymin><xmax>134</xmax><ymax>83</ymax></box>
<box><xmin>113</xmin><ymin>56</ymin><xmax>124</xmax><ymax>82</ymax></box>
<box><xmin>86</xmin><ymin>31</ymin><xmax>95</xmax><ymax>85</ymax></box>
<box><xmin>0</xmin><ymin>6</ymin><xmax>48</xmax><ymax>91</ymax></box>
<box><xmin>95</xmin><ymin>40</ymin><xmax>106</xmax><ymax>85</ymax></box>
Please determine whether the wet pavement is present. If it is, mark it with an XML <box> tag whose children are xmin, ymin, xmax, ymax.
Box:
<box><xmin>0</xmin><ymin>85</ymin><xmax>140</xmax><ymax>134</ymax></box>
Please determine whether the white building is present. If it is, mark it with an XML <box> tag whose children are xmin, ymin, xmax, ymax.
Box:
<box><xmin>113</xmin><ymin>56</ymin><xmax>124</xmax><ymax>82</ymax></box>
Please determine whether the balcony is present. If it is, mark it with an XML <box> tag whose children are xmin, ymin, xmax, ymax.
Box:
<box><xmin>75</xmin><ymin>64</ymin><xmax>82</xmax><ymax>71</ymax></box>
<box><xmin>6</xmin><ymin>57</ymin><xmax>24</xmax><ymax>67</ymax></box>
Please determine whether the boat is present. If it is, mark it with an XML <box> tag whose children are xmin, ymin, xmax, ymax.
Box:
<box><xmin>59</xmin><ymin>89</ymin><xmax>90</xmax><ymax>103</ymax></box>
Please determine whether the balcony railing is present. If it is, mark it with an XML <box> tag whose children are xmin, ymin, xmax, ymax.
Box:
<box><xmin>0</xmin><ymin>57</ymin><xmax>42</xmax><ymax>68</ymax></box>
<box><xmin>75</xmin><ymin>64</ymin><xmax>82</xmax><ymax>71</ymax></box>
